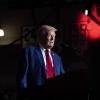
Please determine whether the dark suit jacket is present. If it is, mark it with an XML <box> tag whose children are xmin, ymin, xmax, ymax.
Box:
<box><xmin>16</xmin><ymin>45</ymin><xmax>65</xmax><ymax>99</ymax></box>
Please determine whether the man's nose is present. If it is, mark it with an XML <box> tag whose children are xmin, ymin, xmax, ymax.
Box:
<box><xmin>51</xmin><ymin>36</ymin><xmax>53</xmax><ymax>40</ymax></box>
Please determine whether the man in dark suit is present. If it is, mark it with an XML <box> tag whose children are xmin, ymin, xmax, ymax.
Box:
<box><xmin>16</xmin><ymin>25</ymin><xmax>65</xmax><ymax>100</ymax></box>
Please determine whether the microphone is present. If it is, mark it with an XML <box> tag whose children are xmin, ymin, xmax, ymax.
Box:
<box><xmin>61</xmin><ymin>43</ymin><xmax>89</xmax><ymax>64</ymax></box>
<box><xmin>61</xmin><ymin>42</ymin><xmax>82</xmax><ymax>54</ymax></box>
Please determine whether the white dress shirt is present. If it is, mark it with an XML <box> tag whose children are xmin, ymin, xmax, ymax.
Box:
<box><xmin>39</xmin><ymin>43</ymin><xmax>54</xmax><ymax>69</ymax></box>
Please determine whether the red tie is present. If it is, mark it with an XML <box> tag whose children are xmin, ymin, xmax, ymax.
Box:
<box><xmin>45</xmin><ymin>49</ymin><xmax>54</xmax><ymax>79</ymax></box>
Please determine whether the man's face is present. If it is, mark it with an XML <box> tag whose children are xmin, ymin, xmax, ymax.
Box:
<box><xmin>40</xmin><ymin>30</ymin><xmax>56</xmax><ymax>49</ymax></box>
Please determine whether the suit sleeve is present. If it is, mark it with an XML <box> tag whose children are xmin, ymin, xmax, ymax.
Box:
<box><xmin>16</xmin><ymin>48</ymin><xmax>29</xmax><ymax>99</ymax></box>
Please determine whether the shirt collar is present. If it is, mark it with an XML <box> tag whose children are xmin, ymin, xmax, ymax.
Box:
<box><xmin>39</xmin><ymin>43</ymin><xmax>50</xmax><ymax>52</ymax></box>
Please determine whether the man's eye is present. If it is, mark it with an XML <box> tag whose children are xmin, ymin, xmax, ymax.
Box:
<box><xmin>47</xmin><ymin>35</ymin><xmax>56</xmax><ymax>37</ymax></box>
<box><xmin>47</xmin><ymin>35</ymin><xmax>51</xmax><ymax>37</ymax></box>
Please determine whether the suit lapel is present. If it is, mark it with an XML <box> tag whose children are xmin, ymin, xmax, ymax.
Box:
<box><xmin>35</xmin><ymin>46</ymin><xmax>46</xmax><ymax>77</ymax></box>
<box><xmin>51</xmin><ymin>51</ymin><xmax>57</xmax><ymax>76</ymax></box>
<box><xmin>35</xmin><ymin>46</ymin><xmax>58</xmax><ymax>77</ymax></box>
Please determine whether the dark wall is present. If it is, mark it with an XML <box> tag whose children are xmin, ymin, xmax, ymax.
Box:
<box><xmin>0</xmin><ymin>44</ymin><xmax>21</xmax><ymax>88</ymax></box>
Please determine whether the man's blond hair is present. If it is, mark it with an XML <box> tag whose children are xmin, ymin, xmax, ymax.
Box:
<box><xmin>37</xmin><ymin>25</ymin><xmax>57</xmax><ymax>36</ymax></box>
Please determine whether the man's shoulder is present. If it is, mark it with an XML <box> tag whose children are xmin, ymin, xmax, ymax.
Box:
<box><xmin>24</xmin><ymin>45</ymin><xmax>35</xmax><ymax>49</ymax></box>
<box><xmin>22</xmin><ymin>45</ymin><xmax>37</xmax><ymax>52</ymax></box>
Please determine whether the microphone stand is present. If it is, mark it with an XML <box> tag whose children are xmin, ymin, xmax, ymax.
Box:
<box><xmin>62</xmin><ymin>45</ymin><xmax>89</xmax><ymax>98</ymax></box>
<box><xmin>72</xmin><ymin>48</ymin><xmax>90</xmax><ymax>100</ymax></box>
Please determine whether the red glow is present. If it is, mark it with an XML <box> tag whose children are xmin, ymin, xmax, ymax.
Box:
<box><xmin>76</xmin><ymin>5</ymin><xmax>100</xmax><ymax>40</ymax></box>
<box><xmin>88</xmin><ymin>21</ymin><xmax>100</xmax><ymax>39</ymax></box>
<box><xmin>71</xmin><ymin>4</ymin><xmax>100</xmax><ymax>53</ymax></box>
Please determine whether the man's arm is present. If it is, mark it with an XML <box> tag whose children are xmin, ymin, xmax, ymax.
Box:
<box><xmin>60</xmin><ymin>58</ymin><xmax>65</xmax><ymax>74</ymax></box>
<box><xmin>16</xmin><ymin>48</ymin><xmax>29</xmax><ymax>99</ymax></box>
